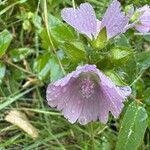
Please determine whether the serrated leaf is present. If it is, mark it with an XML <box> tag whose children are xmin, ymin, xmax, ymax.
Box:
<box><xmin>91</xmin><ymin>27</ymin><xmax>107</xmax><ymax>49</ymax></box>
<box><xmin>0</xmin><ymin>30</ymin><xmax>12</xmax><ymax>57</ymax></box>
<box><xmin>39</xmin><ymin>15</ymin><xmax>77</xmax><ymax>50</ymax></box>
<box><xmin>116</xmin><ymin>102</ymin><xmax>148</xmax><ymax>150</ymax></box>
<box><xmin>48</xmin><ymin>14</ymin><xmax>76</xmax><ymax>42</ymax></box>
<box><xmin>63</xmin><ymin>41</ymin><xmax>86</xmax><ymax>62</ymax></box>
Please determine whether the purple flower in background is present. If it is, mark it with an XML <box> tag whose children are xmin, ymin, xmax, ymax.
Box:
<box><xmin>135</xmin><ymin>5</ymin><xmax>150</xmax><ymax>33</ymax></box>
<box><xmin>61</xmin><ymin>0</ymin><xmax>129</xmax><ymax>40</ymax></box>
<box><xmin>46</xmin><ymin>64</ymin><xmax>131</xmax><ymax>125</ymax></box>
<box><xmin>100</xmin><ymin>0</ymin><xmax>130</xmax><ymax>39</ymax></box>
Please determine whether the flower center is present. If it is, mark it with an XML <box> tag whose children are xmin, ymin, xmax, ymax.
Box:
<box><xmin>80</xmin><ymin>77</ymin><xmax>95</xmax><ymax>99</ymax></box>
<box><xmin>78</xmin><ymin>72</ymin><xmax>100</xmax><ymax>99</ymax></box>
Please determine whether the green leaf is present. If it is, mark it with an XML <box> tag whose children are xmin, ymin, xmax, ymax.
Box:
<box><xmin>0</xmin><ymin>61</ymin><xmax>6</xmax><ymax>84</ymax></box>
<box><xmin>0</xmin><ymin>30</ymin><xmax>13</xmax><ymax>57</ymax></box>
<box><xmin>114</xmin><ymin>35</ymin><xmax>131</xmax><ymax>48</ymax></box>
<box><xmin>32</xmin><ymin>14</ymin><xmax>42</xmax><ymax>29</ymax></box>
<box><xmin>9</xmin><ymin>48</ymin><xmax>34</xmax><ymax>62</ymax></box>
<box><xmin>91</xmin><ymin>27</ymin><xmax>107</xmax><ymax>49</ymax></box>
<box><xmin>111</xmin><ymin>46</ymin><xmax>132</xmax><ymax>65</ymax></box>
<box><xmin>116</xmin><ymin>102</ymin><xmax>148</xmax><ymax>150</ymax></box>
<box><xmin>49</xmin><ymin>56</ymin><xmax>63</xmax><ymax>82</ymax></box>
<box><xmin>39</xmin><ymin>15</ymin><xmax>77</xmax><ymax>50</ymax></box>
<box><xmin>11</xmin><ymin>67</ymin><xmax>26</xmax><ymax>81</ymax></box>
<box><xmin>136</xmin><ymin>51</ymin><xmax>150</xmax><ymax>70</ymax></box>
<box><xmin>63</xmin><ymin>41</ymin><xmax>86</xmax><ymax>62</ymax></box>
<box><xmin>144</xmin><ymin>35</ymin><xmax>150</xmax><ymax>41</ymax></box>
<box><xmin>33</xmin><ymin>52</ymin><xmax>51</xmax><ymax>80</ymax></box>
<box><xmin>39</xmin><ymin>29</ymin><xmax>50</xmax><ymax>50</ymax></box>
<box><xmin>105</xmin><ymin>70</ymin><xmax>126</xmax><ymax>86</ymax></box>
<box><xmin>121</xmin><ymin>56</ymin><xmax>138</xmax><ymax>84</ymax></box>
<box><xmin>48</xmin><ymin>14</ymin><xmax>76</xmax><ymax>42</ymax></box>
<box><xmin>142</xmin><ymin>87</ymin><xmax>150</xmax><ymax>105</ymax></box>
<box><xmin>147</xmin><ymin>106</ymin><xmax>150</xmax><ymax>129</ymax></box>
<box><xmin>23</xmin><ymin>20</ymin><xmax>31</xmax><ymax>30</ymax></box>
<box><xmin>33</xmin><ymin>52</ymin><xmax>63</xmax><ymax>81</ymax></box>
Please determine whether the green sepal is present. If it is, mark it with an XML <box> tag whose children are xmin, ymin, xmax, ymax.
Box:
<box><xmin>91</xmin><ymin>27</ymin><xmax>107</xmax><ymax>49</ymax></box>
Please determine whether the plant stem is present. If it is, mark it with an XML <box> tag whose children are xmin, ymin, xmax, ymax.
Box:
<box><xmin>43</xmin><ymin>0</ymin><xmax>66</xmax><ymax>75</ymax></box>
<box><xmin>72</xmin><ymin>0</ymin><xmax>76</xmax><ymax>9</ymax></box>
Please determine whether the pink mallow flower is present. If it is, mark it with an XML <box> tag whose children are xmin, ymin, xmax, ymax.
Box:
<box><xmin>46</xmin><ymin>64</ymin><xmax>131</xmax><ymax>125</ymax></box>
<box><xmin>61</xmin><ymin>0</ymin><xmax>130</xmax><ymax>40</ymax></box>
<box><xmin>135</xmin><ymin>5</ymin><xmax>150</xmax><ymax>33</ymax></box>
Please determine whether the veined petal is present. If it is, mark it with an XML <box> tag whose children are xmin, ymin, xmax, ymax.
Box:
<box><xmin>118</xmin><ymin>86</ymin><xmax>132</xmax><ymax>98</ymax></box>
<box><xmin>78</xmin><ymin>88</ymin><xmax>101</xmax><ymax>125</ymax></box>
<box><xmin>101</xmin><ymin>0</ymin><xmax>129</xmax><ymax>39</ymax></box>
<box><xmin>100</xmin><ymin>85</ymin><xmax>124</xmax><ymax>118</ymax></box>
<box><xmin>61</xmin><ymin>3</ymin><xmax>98</xmax><ymax>39</ymax></box>
<box><xmin>46</xmin><ymin>64</ymin><xmax>131</xmax><ymax>125</ymax></box>
<box><xmin>140</xmin><ymin>11</ymin><xmax>150</xmax><ymax>26</ymax></box>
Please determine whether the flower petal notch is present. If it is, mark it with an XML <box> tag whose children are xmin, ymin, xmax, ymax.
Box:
<box><xmin>61</xmin><ymin>0</ymin><xmax>129</xmax><ymax>40</ymax></box>
<box><xmin>46</xmin><ymin>64</ymin><xmax>131</xmax><ymax>125</ymax></box>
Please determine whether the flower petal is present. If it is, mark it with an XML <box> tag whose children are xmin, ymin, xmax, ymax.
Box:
<box><xmin>63</xmin><ymin>96</ymin><xmax>84</xmax><ymax>124</ymax></box>
<box><xmin>61</xmin><ymin>3</ymin><xmax>97</xmax><ymax>39</ymax></box>
<box><xmin>101</xmin><ymin>0</ymin><xmax>129</xmax><ymax>39</ymax></box>
<box><xmin>46</xmin><ymin>64</ymin><xmax>131</xmax><ymax>125</ymax></box>
<box><xmin>47</xmin><ymin>78</ymin><xmax>76</xmax><ymax>109</ymax></box>
<box><xmin>140</xmin><ymin>11</ymin><xmax>150</xmax><ymax>27</ymax></box>
<box><xmin>54</xmin><ymin>64</ymin><xmax>97</xmax><ymax>87</ymax></box>
<box><xmin>135</xmin><ymin>24</ymin><xmax>150</xmax><ymax>33</ymax></box>
<box><xmin>78</xmin><ymin>90</ymin><xmax>100</xmax><ymax>125</ymax></box>
<box><xmin>98</xmin><ymin>94</ymin><xmax>109</xmax><ymax>124</ymax></box>
<box><xmin>134</xmin><ymin>5</ymin><xmax>150</xmax><ymax>33</ymax></box>
<box><xmin>47</xmin><ymin>78</ymin><xmax>84</xmax><ymax>124</ymax></box>
<box><xmin>100</xmin><ymin>85</ymin><xmax>124</xmax><ymax>118</ymax></box>
<box><xmin>96</xmin><ymin>69</ymin><xmax>131</xmax><ymax>118</ymax></box>
<box><xmin>118</xmin><ymin>86</ymin><xmax>132</xmax><ymax>99</ymax></box>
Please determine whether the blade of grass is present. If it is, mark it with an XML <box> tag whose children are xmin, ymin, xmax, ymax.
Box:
<box><xmin>0</xmin><ymin>86</ymin><xmax>36</xmax><ymax>110</ymax></box>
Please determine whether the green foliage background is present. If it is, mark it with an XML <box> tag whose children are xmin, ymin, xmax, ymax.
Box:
<box><xmin>0</xmin><ymin>0</ymin><xmax>150</xmax><ymax>149</ymax></box>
